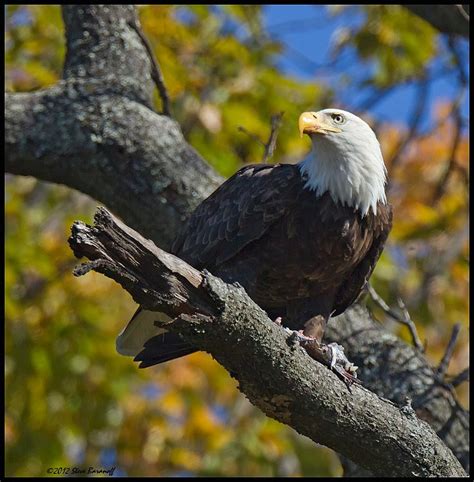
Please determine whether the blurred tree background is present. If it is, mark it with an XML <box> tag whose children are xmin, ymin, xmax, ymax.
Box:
<box><xmin>5</xmin><ymin>5</ymin><xmax>469</xmax><ymax>477</ymax></box>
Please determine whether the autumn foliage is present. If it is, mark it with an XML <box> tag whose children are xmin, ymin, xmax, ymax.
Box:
<box><xmin>5</xmin><ymin>5</ymin><xmax>468</xmax><ymax>477</ymax></box>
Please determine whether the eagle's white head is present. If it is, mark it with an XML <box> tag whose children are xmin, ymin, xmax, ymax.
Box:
<box><xmin>298</xmin><ymin>108</ymin><xmax>387</xmax><ymax>216</ymax></box>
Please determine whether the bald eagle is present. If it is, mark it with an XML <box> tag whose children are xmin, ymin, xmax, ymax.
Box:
<box><xmin>116</xmin><ymin>109</ymin><xmax>392</xmax><ymax>380</ymax></box>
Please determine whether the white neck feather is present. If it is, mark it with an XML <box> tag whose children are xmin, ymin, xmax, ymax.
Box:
<box><xmin>298</xmin><ymin>129</ymin><xmax>387</xmax><ymax>217</ymax></box>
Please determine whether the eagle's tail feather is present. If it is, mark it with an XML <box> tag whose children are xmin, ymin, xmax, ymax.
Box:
<box><xmin>134</xmin><ymin>332</ymin><xmax>197</xmax><ymax>368</ymax></box>
<box><xmin>116</xmin><ymin>308</ymin><xmax>196</xmax><ymax>367</ymax></box>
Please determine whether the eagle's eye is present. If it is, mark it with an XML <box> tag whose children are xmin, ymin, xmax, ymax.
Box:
<box><xmin>331</xmin><ymin>113</ymin><xmax>345</xmax><ymax>125</ymax></box>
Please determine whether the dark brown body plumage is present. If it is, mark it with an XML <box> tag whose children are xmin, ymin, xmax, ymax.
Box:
<box><xmin>136</xmin><ymin>163</ymin><xmax>392</xmax><ymax>367</ymax></box>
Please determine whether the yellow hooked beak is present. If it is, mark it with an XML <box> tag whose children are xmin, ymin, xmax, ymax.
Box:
<box><xmin>298</xmin><ymin>112</ymin><xmax>342</xmax><ymax>138</ymax></box>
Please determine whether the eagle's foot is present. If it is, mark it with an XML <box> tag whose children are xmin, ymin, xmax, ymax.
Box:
<box><xmin>283</xmin><ymin>328</ymin><xmax>315</xmax><ymax>349</ymax></box>
<box><xmin>283</xmin><ymin>328</ymin><xmax>305</xmax><ymax>350</ymax></box>
<box><xmin>283</xmin><ymin>329</ymin><xmax>360</xmax><ymax>389</ymax></box>
<box><xmin>283</xmin><ymin>329</ymin><xmax>321</xmax><ymax>358</ymax></box>
<box><xmin>283</xmin><ymin>327</ymin><xmax>313</xmax><ymax>342</ymax></box>
<box><xmin>325</xmin><ymin>342</ymin><xmax>360</xmax><ymax>389</ymax></box>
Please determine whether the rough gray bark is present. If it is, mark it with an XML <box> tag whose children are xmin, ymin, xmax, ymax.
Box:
<box><xmin>5</xmin><ymin>6</ymin><xmax>222</xmax><ymax>250</ymax></box>
<box><xmin>404</xmin><ymin>5</ymin><xmax>469</xmax><ymax>38</ymax></box>
<box><xmin>327</xmin><ymin>308</ymin><xmax>470</xmax><ymax>475</ymax></box>
<box><xmin>68</xmin><ymin>207</ymin><xmax>466</xmax><ymax>477</ymax></box>
<box><xmin>5</xmin><ymin>5</ymin><xmax>469</xmax><ymax>475</ymax></box>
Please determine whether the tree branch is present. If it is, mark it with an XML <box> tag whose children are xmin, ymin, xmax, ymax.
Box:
<box><xmin>404</xmin><ymin>5</ymin><xmax>469</xmax><ymax>38</ymax></box>
<box><xmin>436</xmin><ymin>324</ymin><xmax>462</xmax><ymax>379</ymax></box>
<box><xmin>62</xmin><ymin>5</ymin><xmax>154</xmax><ymax>107</ymax></box>
<box><xmin>238</xmin><ymin>111</ymin><xmax>285</xmax><ymax>163</ymax></box>
<box><xmin>432</xmin><ymin>37</ymin><xmax>468</xmax><ymax>205</ymax></box>
<box><xmin>388</xmin><ymin>75</ymin><xmax>428</xmax><ymax>171</ymax></box>
<box><xmin>5</xmin><ymin>5</ymin><xmax>469</xmax><ymax>474</ymax></box>
<box><xmin>126</xmin><ymin>16</ymin><xmax>172</xmax><ymax>116</ymax></box>
<box><xmin>431</xmin><ymin>106</ymin><xmax>464</xmax><ymax>205</ymax></box>
<box><xmin>5</xmin><ymin>6</ymin><xmax>222</xmax><ymax>249</ymax></box>
<box><xmin>367</xmin><ymin>284</ymin><xmax>424</xmax><ymax>352</ymax></box>
<box><xmin>449</xmin><ymin>368</ymin><xmax>469</xmax><ymax>388</ymax></box>
<box><xmin>326</xmin><ymin>305</ymin><xmax>470</xmax><ymax>474</ymax></box>
<box><xmin>68</xmin><ymin>207</ymin><xmax>465</xmax><ymax>478</ymax></box>
<box><xmin>262</xmin><ymin>111</ymin><xmax>284</xmax><ymax>163</ymax></box>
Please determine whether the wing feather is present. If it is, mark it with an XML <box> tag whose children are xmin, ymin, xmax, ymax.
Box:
<box><xmin>332</xmin><ymin>202</ymin><xmax>393</xmax><ymax>315</ymax></box>
<box><xmin>171</xmin><ymin>163</ymin><xmax>300</xmax><ymax>269</ymax></box>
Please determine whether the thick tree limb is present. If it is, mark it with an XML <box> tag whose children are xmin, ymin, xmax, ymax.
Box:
<box><xmin>68</xmin><ymin>207</ymin><xmax>465</xmax><ymax>477</ymax></box>
<box><xmin>5</xmin><ymin>5</ymin><xmax>469</xmax><ymax>474</ymax></box>
<box><xmin>5</xmin><ymin>6</ymin><xmax>222</xmax><ymax>249</ymax></box>
<box><xmin>326</xmin><ymin>307</ymin><xmax>470</xmax><ymax>475</ymax></box>
<box><xmin>404</xmin><ymin>5</ymin><xmax>469</xmax><ymax>38</ymax></box>
<box><xmin>5</xmin><ymin>86</ymin><xmax>221</xmax><ymax>249</ymax></box>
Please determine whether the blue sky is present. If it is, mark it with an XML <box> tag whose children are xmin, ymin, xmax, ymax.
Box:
<box><xmin>263</xmin><ymin>5</ymin><xmax>469</xmax><ymax>132</ymax></box>
<box><xmin>7</xmin><ymin>5</ymin><xmax>468</xmax><ymax>134</ymax></box>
